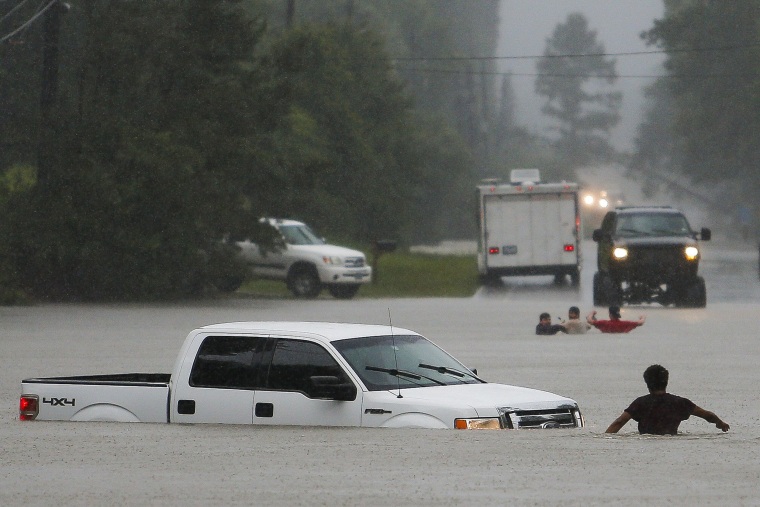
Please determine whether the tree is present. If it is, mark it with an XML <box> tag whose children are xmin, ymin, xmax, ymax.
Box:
<box><xmin>535</xmin><ymin>13</ymin><xmax>621</xmax><ymax>168</ymax></box>
<box><xmin>642</xmin><ymin>0</ymin><xmax>760</xmax><ymax>195</ymax></box>
<box><xmin>1</xmin><ymin>0</ymin><xmax>280</xmax><ymax>300</ymax></box>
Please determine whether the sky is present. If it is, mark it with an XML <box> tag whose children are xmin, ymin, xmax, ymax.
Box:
<box><xmin>499</xmin><ymin>0</ymin><xmax>666</xmax><ymax>151</ymax></box>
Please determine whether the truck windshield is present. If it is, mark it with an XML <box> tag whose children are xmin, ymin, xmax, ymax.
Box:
<box><xmin>278</xmin><ymin>225</ymin><xmax>325</xmax><ymax>245</ymax></box>
<box><xmin>615</xmin><ymin>213</ymin><xmax>692</xmax><ymax>238</ymax></box>
<box><xmin>333</xmin><ymin>334</ymin><xmax>481</xmax><ymax>391</ymax></box>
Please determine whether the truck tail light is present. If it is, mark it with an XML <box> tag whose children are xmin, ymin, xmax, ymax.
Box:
<box><xmin>19</xmin><ymin>395</ymin><xmax>39</xmax><ymax>421</ymax></box>
<box><xmin>564</xmin><ymin>244</ymin><xmax>575</xmax><ymax>252</ymax></box>
<box><xmin>488</xmin><ymin>247</ymin><xmax>500</xmax><ymax>255</ymax></box>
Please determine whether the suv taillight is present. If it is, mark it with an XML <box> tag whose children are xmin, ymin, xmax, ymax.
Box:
<box><xmin>19</xmin><ymin>395</ymin><xmax>39</xmax><ymax>421</ymax></box>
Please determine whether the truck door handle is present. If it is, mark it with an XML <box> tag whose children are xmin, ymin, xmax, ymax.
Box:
<box><xmin>177</xmin><ymin>399</ymin><xmax>195</xmax><ymax>414</ymax></box>
<box><xmin>255</xmin><ymin>402</ymin><xmax>273</xmax><ymax>418</ymax></box>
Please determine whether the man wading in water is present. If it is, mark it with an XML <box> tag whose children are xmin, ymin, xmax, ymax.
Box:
<box><xmin>606</xmin><ymin>364</ymin><xmax>730</xmax><ymax>435</ymax></box>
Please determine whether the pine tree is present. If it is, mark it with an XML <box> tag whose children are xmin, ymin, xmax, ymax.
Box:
<box><xmin>535</xmin><ymin>13</ymin><xmax>621</xmax><ymax>167</ymax></box>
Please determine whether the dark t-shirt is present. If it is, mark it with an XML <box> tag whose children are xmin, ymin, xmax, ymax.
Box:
<box><xmin>536</xmin><ymin>323</ymin><xmax>564</xmax><ymax>335</ymax></box>
<box><xmin>625</xmin><ymin>393</ymin><xmax>696</xmax><ymax>435</ymax></box>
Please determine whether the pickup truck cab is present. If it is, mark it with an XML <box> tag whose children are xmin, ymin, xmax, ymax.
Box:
<box><xmin>236</xmin><ymin>218</ymin><xmax>371</xmax><ymax>299</ymax></box>
<box><xmin>20</xmin><ymin>322</ymin><xmax>583</xmax><ymax>430</ymax></box>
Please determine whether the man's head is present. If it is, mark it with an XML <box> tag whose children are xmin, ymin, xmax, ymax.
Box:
<box><xmin>568</xmin><ymin>306</ymin><xmax>580</xmax><ymax>319</ymax></box>
<box><xmin>539</xmin><ymin>312</ymin><xmax>551</xmax><ymax>323</ymax></box>
<box><xmin>643</xmin><ymin>364</ymin><xmax>669</xmax><ymax>392</ymax></box>
<box><xmin>609</xmin><ymin>305</ymin><xmax>621</xmax><ymax>319</ymax></box>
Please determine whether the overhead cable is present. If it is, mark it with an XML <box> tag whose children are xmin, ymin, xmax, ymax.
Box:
<box><xmin>0</xmin><ymin>0</ymin><xmax>30</xmax><ymax>26</ymax></box>
<box><xmin>391</xmin><ymin>42</ymin><xmax>760</xmax><ymax>62</ymax></box>
<box><xmin>0</xmin><ymin>0</ymin><xmax>56</xmax><ymax>44</ymax></box>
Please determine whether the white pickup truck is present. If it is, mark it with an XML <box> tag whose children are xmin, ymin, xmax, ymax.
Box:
<box><xmin>236</xmin><ymin>218</ymin><xmax>371</xmax><ymax>299</ymax></box>
<box><xmin>20</xmin><ymin>322</ymin><xmax>584</xmax><ymax>430</ymax></box>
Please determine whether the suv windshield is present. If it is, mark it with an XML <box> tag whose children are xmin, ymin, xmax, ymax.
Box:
<box><xmin>615</xmin><ymin>213</ymin><xmax>692</xmax><ymax>238</ymax></box>
<box><xmin>278</xmin><ymin>224</ymin><xmax>325</xmax><ymax>245</ymax></box>
<box><xmin>333</xmin><ymin>334</ymin><xmax>481</xmax><ymax>391</ymax></box>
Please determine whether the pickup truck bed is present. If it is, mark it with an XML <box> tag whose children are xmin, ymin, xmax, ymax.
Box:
<box><xmin>22</xmin><ymin>373</ymin><xmax>170</xmax><ymax>423</ymax></box>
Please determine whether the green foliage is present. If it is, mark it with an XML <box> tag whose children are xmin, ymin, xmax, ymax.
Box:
<box><xmin>0</xmin><ymin>0</ymin><xmax>493</xmax><ymax>301</ymax></box>
<box><xmin>263</xmin><ymin>23</ymin><xmax>417</xmax><ymax>240</ymax></box>
<box><xmin>535</xmin><ymin>13</ymin><xmax>622</xmax><ymax>168</ymax></box>
<box><xmin>364</xmin><ymin>252</ymin><xmax>479</xmax><ymax>297</ymax></box>
<box><xmin>239</xmin><ymin>251</ymin><xmax>480</xmax><ymax>298</ymax></box>
<box><xmin>1</xmin><ymin>0</ymin><xmax>273</xmax><ymax>300</ymax></box>
<box><xmin>641</xmin><ymin>0</ymin><xmax>760</xmax><ymax>199</ymax></box>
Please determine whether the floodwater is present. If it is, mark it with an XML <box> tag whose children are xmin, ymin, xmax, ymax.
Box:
<box><xmin>1</xmin><ymin>241</ymin><xmax>759</xmax><ymax>506</ymax></box>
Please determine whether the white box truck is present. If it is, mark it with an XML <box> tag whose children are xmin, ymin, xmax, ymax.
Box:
<box><xmin>476</xmin><ymin>170</ymin><xmax>582</xmax><ymax>285</ymax></box>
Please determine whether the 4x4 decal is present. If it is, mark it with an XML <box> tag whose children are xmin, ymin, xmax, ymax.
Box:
<box><xmin>43</xmin><ymin>397</ymin><xmax>75</xmax><ymax>407</ymax></box>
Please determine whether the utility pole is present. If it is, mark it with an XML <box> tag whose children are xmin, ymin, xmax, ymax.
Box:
<box><xmin>285</xmin><ymin>0</ymin><xmax>295</xmax><ymax>28</ymax></box>
<box><xmin>38</xmin><ymin>0</ymin><xmax>68</xmax><ymax>188</ymax></box>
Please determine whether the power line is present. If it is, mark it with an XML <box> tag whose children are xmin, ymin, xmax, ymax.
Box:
<box><xmin>391</xmin><ymin>41</ymin><xmax>760</xmax><ymax>62</ymax></box>
<box><xmin>0</xmin><ymin>0</ymin><xmax>55</xmax><ymax>44</ymax></box>
<box><xmin>0</xmin><ymin>0</ymin><xmax>30</xmax><ymax>26</ymax></box>
<box><xmin>394</xmin><ymin>66</ymin><xmax>759</xmax><ymax>80</ymax></box>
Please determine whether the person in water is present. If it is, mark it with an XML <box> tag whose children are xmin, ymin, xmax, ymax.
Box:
<box><xmin>606</xmin><ymin>364</ymin><xmax>730</xmax><ymax>435</ymax></box>
<box><xmin>587</xmin><ymin>305</ymin><xmax>645</xmax><ymax>333</ymax></box>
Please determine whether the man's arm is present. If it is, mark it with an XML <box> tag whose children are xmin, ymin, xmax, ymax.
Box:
<box><xmin>605</xmin><ymin>411</ymin><xmax>632</xmax><ymax>433</ymax></box>
<box><xmin>692</xmin><ymin>406</ymin><xmax>730</xmax><ymax>432</ymax></box>
<box><xmin>586</xmin><ymin>310</ymin><xmax>597</xmax><ymax>325</ymax></box>
<box><xmin>637</xmin><ymin>315</ymin><xmax>646</xmax><ymax>325</ymax></box>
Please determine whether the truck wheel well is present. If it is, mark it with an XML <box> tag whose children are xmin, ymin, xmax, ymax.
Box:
<box><xmin>71</xmin><ymin>404</ymin><xmax>141</xmax><ymax>422</ymax></box>
<box><xmin>287</xmin><ymin>262</ymin><xmax>318</xmax><ymax>280</ymax></box>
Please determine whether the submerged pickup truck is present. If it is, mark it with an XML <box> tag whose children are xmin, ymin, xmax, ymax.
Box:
<box><xmin>20</xmin><ymin>322</ymin><xmax>584</xmax><ymax>430</ymax></box>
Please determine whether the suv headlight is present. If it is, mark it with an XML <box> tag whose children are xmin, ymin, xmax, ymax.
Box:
<box><xmin>684</xmin><ymin>246</ymin><xmax>699</xmax><ymax>260</ymax></box>
<box><xmin>612</xmin><ymin>247</ymin><xmax>628</xmax><ymax>260</ymax></box>
<box><xmin>322</xmin><ymin>256</ymin><xmax>343</xmax><ymax>265</ymax></box>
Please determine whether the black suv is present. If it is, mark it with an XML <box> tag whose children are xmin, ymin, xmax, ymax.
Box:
<box><xmin>592</xmin><ymin>206</ymin><xmax>710</xmax><ymax>307</ymax></box>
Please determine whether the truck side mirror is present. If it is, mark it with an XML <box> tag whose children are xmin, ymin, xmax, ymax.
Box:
<box><xmin>592</xmin><ymin>229</ymin><xmax>604</xmax><ymax>242</ymax></box>
<box><xmin>700</xmin><ymin>228</ymin><xmax>711</xmax><ymax>241</ymax></box>
<box><xmin>309</xmin><ymin>375</ymin><xmax>357</xmax><ymax>401</ymax></box>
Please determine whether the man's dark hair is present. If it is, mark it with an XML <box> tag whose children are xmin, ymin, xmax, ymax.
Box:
<box><xmin>539</xmin><ymin>312</ymin><xmax>550</xmax><ymax>320</ymax></box>
<box><xmin>569</xmin><ymin>306</ymin><xmax>580</xmax><ymax>316</ymax></box>
<box><xmin>643</xmin><ymin>364</ymin><xmax>669</xmax><ymax>391</ymax></box>
<box><xmin>609</xmin><ymin>305</ymin><xmax>621</xmax><ymax>319</ymax></box>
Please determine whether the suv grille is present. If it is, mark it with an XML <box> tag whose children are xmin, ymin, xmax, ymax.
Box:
<box><xmin>628</xmin><ymin>245</ymin><xmax>683</xmax><ymax>267</ymax></box>
<box><xmin>500</xmin><ymin>407</ymin><xmax>581</xmax><ymax>429</ymax></box>
<box><xmin>345</xmin><ymin>257</ymin><xmax>365</xmax><ymax>268</ymax></box>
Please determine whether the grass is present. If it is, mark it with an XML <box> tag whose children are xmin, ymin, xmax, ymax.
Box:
<box><xmin>237</xmin><ymin>251</ymin><xmax>480</xmax><ymax>299</ymax></box>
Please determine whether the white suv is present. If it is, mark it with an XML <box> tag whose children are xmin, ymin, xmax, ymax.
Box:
<box><xmin>236</xmin><ymin>218</ymin><xmax>372</xmax><ymax>299</ymax></box>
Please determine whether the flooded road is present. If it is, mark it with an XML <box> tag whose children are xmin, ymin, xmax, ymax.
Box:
<box><xmin>1</xmin><ymin>240</ymin><xmax>759</xmax><ymax>506</ymax></box>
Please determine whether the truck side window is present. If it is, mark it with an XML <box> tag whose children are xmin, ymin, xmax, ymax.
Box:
<box><xmin>265</xmin><ymin>340</ymin><xmax>350</xmax><ymax>397</ymax></box>
<box><xmin>189</xmin><ymin>336</ymin><xmax>266</xmax><ymax>390</ymax></box>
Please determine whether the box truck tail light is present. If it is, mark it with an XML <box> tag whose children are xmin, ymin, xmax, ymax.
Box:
<box><xmin>20</xmin><ymin>395</ymin><xmax>39</xmax><ymax>421</ymax></box>
<box><xmin>564</xmin><ymin>244</ymin><xmax>575</xmax><ymax>252</ymax></box>
<box><xmin>488</xmin><ymin>247</ymin><xmax>500</xmax><ymax>255</ymax></box>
